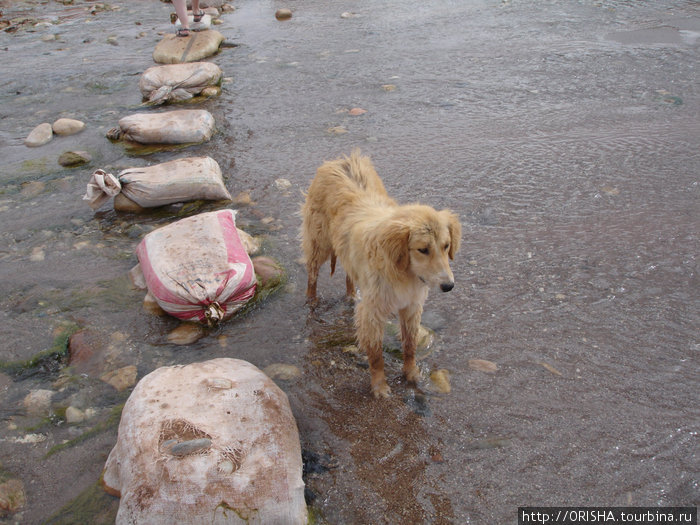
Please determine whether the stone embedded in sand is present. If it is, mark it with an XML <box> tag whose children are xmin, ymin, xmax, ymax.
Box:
<box><xmin>52</xmin><ymin>118</ymin><xmax>86</xmax><ymax>136</ymax></box>
<box><xmin>468</xmin><ymin>358</ymin><xmax>498</xmax><ymax>373</ymax></box>
<box><xmin>24</xmin><ymin>123</ymin><xmax>53</xmax><ymax>147</ymax></box>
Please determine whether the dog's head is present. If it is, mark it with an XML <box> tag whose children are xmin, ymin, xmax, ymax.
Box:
<box><xmin>379</xmin><ymin>205</ymin><xmax>462</xmax><ymax>291</ymax></box>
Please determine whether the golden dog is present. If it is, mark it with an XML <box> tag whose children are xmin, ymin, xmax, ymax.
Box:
<box><xmin>301</xmin><ymin>150</ymin><xmax>461</xmax><ymax>398</ymax></box>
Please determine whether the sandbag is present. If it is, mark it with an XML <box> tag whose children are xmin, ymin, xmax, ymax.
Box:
<box><xmin>83</xmin><ymin>157</ymin><xmax>231</xmax><ymax>211</ymax></box>
<box><xmin>135</xmin><ymin>210</ymin><xmax>256</xmax><ymax>325</ymax></box>
<box><xmin>107</xmin><ymin>109</ymin><xmax>215</xmax><ymax>144</ymax></box>
<box><xmin>139</xmin><ymin>62</ymin><xmax>223</xmax><ymax>105</ymax></box>
<box><xmin>102</xmin><ymin>358</ymin><xmax>307</xmax><ymax>525</ymax></box>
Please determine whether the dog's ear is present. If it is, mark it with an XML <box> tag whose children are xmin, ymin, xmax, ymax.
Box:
<box><xmin>377</xmin><ymin>220</ymin><xmax>411</xmax><ymax>274</ymax></box>
<box><xmin>442</xmin><ymin>210</ymin><xmax>462</xmax><ymax>260</ymax></box>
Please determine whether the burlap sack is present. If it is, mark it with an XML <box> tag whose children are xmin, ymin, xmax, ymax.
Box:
<box><xmin>102</xmin><ymin>358</ymin><xmax>307</xmax><ymax>525</ymax></box>
<box><xmin>83</xmin><ymin>157</ymin><xmax>231</xmax><ymax>210</ymax></box>
<box><xmin>140</xmin><ymin>62</ymin><xmax>223</xmax><ymax>105</ymax></box>
<box><xmin>108</xmin><ymin>110</ymin><xmax>215</xmax><ymax>144</ymax></box>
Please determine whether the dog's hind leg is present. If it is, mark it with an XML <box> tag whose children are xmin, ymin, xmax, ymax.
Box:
<box><xmin>356</xmin><ymin>301</ymin><xmax>390</xmax><ymax>398</ymax></box>
<box><xmin>399</xmin><ymin>304</ymin><xmax>423</xmax><ymax>384</ymax></box>
<box><xmin>345</xmin><ymin>275</ymin><xmax>356</xmax><ymax>299</ymax></box>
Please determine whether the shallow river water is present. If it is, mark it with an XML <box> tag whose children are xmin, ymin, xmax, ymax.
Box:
<box><xmin>0</xmin><ymin>0</ymin><xmax>698</xmax><ymax>523</ymax></box>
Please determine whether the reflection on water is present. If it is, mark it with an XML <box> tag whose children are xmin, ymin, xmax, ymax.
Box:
<box><xmin>0</xmin><ymin>0</ymin><xmax>698</xmax><ymax>523</ymax></box>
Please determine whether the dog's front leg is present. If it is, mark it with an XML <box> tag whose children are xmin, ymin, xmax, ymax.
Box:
<box><xmin>399</xmin><ymin>304</ymin><xmax>422</xmax><ymax>384</ymax></box>
<box><xmin>356</xmin><ymin>301</ymin><xmax>390</xmax><ymax>398</ymax></box>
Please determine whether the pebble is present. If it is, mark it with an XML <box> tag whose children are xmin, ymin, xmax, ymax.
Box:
<box><xmin>275</xmin><ymin>178</ymin><xmax>292</xmax><ymax>190</ymax></box>
<box><xmin>0</xmin><ymin>478</ymin><xmax>26</xmax><ymax>513</ymax></box>
<box><xmin>169</xmin><ymin>438</ymin><xmax>212</xmax><ymax>456</ymax></box>
<box><xmin>23</xmin><ymin>389</ymin><xmax>54</xmax><ymax>416</ymax></box>
<box><xmin>349</xmin><ymin>107</ymin><xmax>367</xmax><ymax>116</ymax></box>
<box><xmin>52</xmin><ymin>118</ymin><xmax>85</xmax><ymax>136</ymax></box>
<box><xmin>58</xmin><ymin>150</ymin><xmax>92</xmax><ymax>167</ymax></box>
<box><xmin>200</xmin><ymin>86</ymin><xmax>220</xmax><ymax>97</ymax></box>
<box><xmin>275</xmin><ymin>8</ymin><xmax>293</xmax><ymax>20</ymax></box>
<box><xmin>29</xmin><ymin>247</ymin><xmax>45</xmax><ymax>262</ymax></box>
<box><xmin>233</xmin><ymin>191</ymin><xmax>253</xmax><ymax>206</ymax></box>
<box><xmin>24</xmin><ymin>123</ymin><xmax>53</xmax><ymax>147</ymax></box>
<box><xmin>468</xmin><ymin>358</ymin><xmax>498</xmax><ymax>373</ymax></box>
<box><xmin>429</xmin><ymin>369</ymin><xmax>451</xmax><ymax>393</ymax></box>
<box><xmin>167</xmin><ymin>323</ymin><xmax>206</xmax><ymax>345</ymax></box>
<box><xmin>65</xmin><ymin>406</ymin><xmax>85</xmax><ymax>424</ymax></box>
<box><xmin>100</xmin><ymin>365</ymin><xmax>138</xmax><ymax>391</ymax></box>
<box><xmin>263</xmin><ymin>363</ymin><xmax>301</xmax><ymax>381</ymax></box>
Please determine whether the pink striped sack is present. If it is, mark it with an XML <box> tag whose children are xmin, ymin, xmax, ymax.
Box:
<box><xmin>135</xmin><ymin>210</ymin><xmax>257</xmax><ymax>325</ymax></box>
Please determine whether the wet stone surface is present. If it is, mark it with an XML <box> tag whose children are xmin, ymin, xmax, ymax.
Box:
<box><xmin>1</xmin><ymin>0</ymin><xmax>699</xmax><ymax>524</ymax></box>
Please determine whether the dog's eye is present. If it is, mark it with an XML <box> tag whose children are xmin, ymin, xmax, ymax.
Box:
<box><xmin>418</xmin><ymin>247</ymin><xmax>429</xmax><ymax>255</ymax></box>
<box><xmin>444</xmin><ymin>243</ymin><xmax>450</xmax><ymax>252</ymax></box>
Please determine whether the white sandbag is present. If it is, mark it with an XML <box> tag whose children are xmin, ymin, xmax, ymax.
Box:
<box><xmin>140</xmin><ymin>62</ymin><xmax>223</xmax><ymax>105</ymax></box>
<box><xmin>102</xmin><ymin>358</ymin><xmax>307</xmax><ymax>525</ymax></box>
<box><xmin>83</xmin><ymin>157</ymin><xmax>231</xmax><ymax>210</ymax></box>
<box><xmin>135</xmin><ymin>210</ymin><xmax>257</xmax><ymax>325</ymax></box>
<box><xmin>108</xmin><ymin>109</ymin><xmax>215</xmax><ymax>144</ymax></box>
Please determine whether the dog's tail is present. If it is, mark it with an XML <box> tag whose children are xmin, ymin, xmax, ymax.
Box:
<box><xmin>339</xmin><ymin>149</ymin><xmax>389</xmax><ymax>196</ymax></box>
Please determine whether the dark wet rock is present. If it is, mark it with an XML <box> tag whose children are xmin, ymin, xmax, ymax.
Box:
<box><xmin>403</xmin><ymin>391</ymin><xmax>430</xmax><ymax>417</ymax></box>
<box><xmin>302</xmin><ymin>449</ymin><xmax>338</xmax><ymax>476</ymax></box>
<box><xmin>58</xmin><ymin>150</ymin><xmax>91</xmax><ymax>167</ymax></box>
<box><xmin>24</xmin><ymin>123</ymin><xmax>53</xmax><ymax>147</ymax></box>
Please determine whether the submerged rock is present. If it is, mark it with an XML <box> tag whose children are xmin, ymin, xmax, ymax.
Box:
<box><xmin>58</xmin><ymin>150</ymin><xmax>92</xmax><ymax>167</ymax></box>
<box><xmin>23</xmin><ymin>389</ymin><xmax>54</xmax><ymax>416</ymax></box>
<box><xmin>468</xmin><ymin>358</ymin><xmax>498</xmax><ymax>373</ymax></box>
<box><xmin>0</xmin><ymin>478</ymin><xmax>26</xmax><ymax>513</ymax></box>
<box><xmin>167</xmin><ymin>323</ymin><xmax>206</xmax><ymax>345</ymax></box>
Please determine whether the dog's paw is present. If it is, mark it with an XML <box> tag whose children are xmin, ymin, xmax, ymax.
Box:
<box><xmin>403</xmin><ymin>365</ymin><xmax>421</xmax><ymax>385</ymax></box>
<box><xmin>371</xmin><ymin>381</ymin><xmax>391</xmax><ymax>399</ymax></box>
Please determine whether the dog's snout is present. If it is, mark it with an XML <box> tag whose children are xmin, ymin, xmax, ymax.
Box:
<box><xmin>440</xmin><ymin>281</ymin><xmax>454</xmax><ymax>292</ymax></box>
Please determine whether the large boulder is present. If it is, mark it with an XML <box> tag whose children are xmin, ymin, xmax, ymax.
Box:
<box><xmin>102</xmin><ymin>358</ymin><xmax>307</xmax><ymax>525</ymax></box>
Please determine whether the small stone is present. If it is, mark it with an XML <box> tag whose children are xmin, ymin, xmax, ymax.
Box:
<box><xmin>167</xmin><ymin>323</ymin><xmax>206</xmax><ymax>345</ymax></box>
<box><xmin>58</xmin><ymin>150</ymin><xmax>92</xmax><ymax>167</ymax></box>
<box><xmin>326</xmin><ymin>126</ymin><xmax>347</xmax><ymax>134</ymax></box>
<box><xmin>263</xmin><ymin>363</ymin><xmax>301</xmax><ymax>381</ymax></box>
<box><xmin>275</xmin><ymin>8</ymin><xmax>293</xmax><ymax>20</ymax></box>
<box><xmin>540</xmin><ymin>362</ymin><xmax>563</xmax><ymax>376</ymax></box>
<box><xmin>275</xmin><ymin>178</ymin><xmax>292</xmax><ymax>190</ymax></box>
<box><xmin>169</xmin><ymin>438</ymin><xmax>212</xmax><ymax>457</ymax></box>
<box><xmin>237</xmin><ymin>228</ymin><xmax>260</xmax><ymax>255</ymax></box>
<box><xmin>100</xmin><ymin>365</ymin><xmax>138</xmax><ymax>391</ymax></box>
<box><xmin>233</xmin><ymin>191</ymin><xmax>253</xmax><ymax>206</ymax></box>
<box><xmin>349</xmin><ymin>107</ymin><xmax>366</xmax><ymax>116</ymax></box>
<box><xmin>0</xmin><ymin>478</ymin><xmax>26</xmax><ymax>513</ymax></box>
<box><xmin>23</xmin><ymin>389</ymin><xmax>54</xmax><ymax>416</ymax></box>
<box><xmin>252</xmin><ymin>256</ymin><xmax>284</xmax><ymax>288</ymax></box>
<box><xmin>468</xmin><ymin>358</ymin><xmax>498</xmax><ymax>373</ymax></box>
<box><xmin>200</xmin><ymin>86</ymin><xmax>220</xmax><ymax>97</ymax></box>
<box><xmin>52</xmin><ymin>118</ymin><xmax>86</xmax><ymax>136</ymax></box>
<box><xmin>41</xmin><ymin>34</ymin><xmax>56</xmax><ymax>42</ymax></box>
<box><xmin>65</xmin><ymin>406</ymin><xmax>85</xmax><ymax>424</ymax></box>
<box><xmin>143</xmin><ymin>292</ymin><xmax>166</xmax><ymax>316</ymax></box>
<box><xmin>381</xmin><ymin>84</ymin><xmax>396</xmax><ymax>92</ymax></box>
<box><xmin>106</xmin><ymin>36</ymin><xmax>118</xmax><ymax>46</ymax></box>
<box><xmin>24</xmin><ymin>123</ymin><xmax>53</xmax><ymax>147</ymax></box>
<box><xmin>341</xmin><ymin>12</ymin><xmax>357</xmax><ymax>18</ymax></box>
<box><xmin>429</xmin><ymin>369</ymin><xmax>451</xmax><ymax>393</ymax></box>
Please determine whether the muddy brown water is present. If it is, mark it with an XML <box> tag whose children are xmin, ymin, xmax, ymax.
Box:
<box><xmin>0</xmin><ymin>0</ymin><xmax>698</xmax><ymax>523</ymax></box>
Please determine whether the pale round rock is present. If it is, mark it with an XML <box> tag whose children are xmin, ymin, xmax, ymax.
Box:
<box><xmin>52</xmin><ymin>118</ymin><xmax>86</xmax><ymax>136</ymax></box>
<box><xmin>275</xmin><ymin>8</ymin><xmax>293</xmax><ymax>20</ymax></box>
<box><xmin>24</xmin><ymin>123</ymin><xmax>53</xmax><ymax>147</ymax></box>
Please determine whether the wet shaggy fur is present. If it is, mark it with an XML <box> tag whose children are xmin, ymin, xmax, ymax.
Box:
<box><xmin>301</xmin><ymin>150</ymin><xmax>462</xmax><ymax>398</ymax></box>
